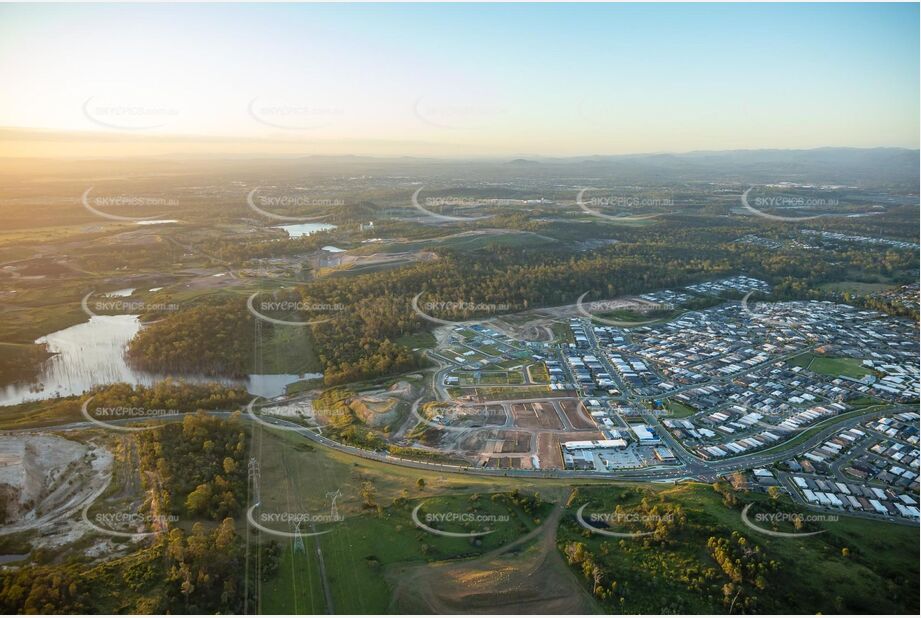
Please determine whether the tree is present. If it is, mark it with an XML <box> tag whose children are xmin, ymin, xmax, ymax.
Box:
<box><xmin>185</xmin><ymin>483</ymin><xmax>214</xmax><ymax>516</ymax></box>
<box><xmin>360</xmin><ymin>481</ymin><xmax>377</xmax><ymax>508</ymax></box>
<box><xmin>223</xmin><ymin>457</ymin><xmax>237</xmax><ymax>474</ymax></box>
<box><xmin>214</xmin><ymin>517</ymin><xmax>236</xmax><ymax>550</ymax></box>
<box><xmin>729</xmin><ymin>471</ymin><xmax>747</xmax><ymax>491</ymax></box>
<box><xmin>416</xmin><ymin>478</ymin><xmax>426</xmax><ymax>490</ymax></box>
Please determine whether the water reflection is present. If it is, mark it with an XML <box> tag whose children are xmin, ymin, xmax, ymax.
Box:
<box><xmin>0</xmin><ymin>315</ymin><xmax>317</xmax><ymax>406</ymax></box>
<box><xmin>277</xmin><ymin>223</ymin><xmax>336</xmax><ymax>238</ymax></box>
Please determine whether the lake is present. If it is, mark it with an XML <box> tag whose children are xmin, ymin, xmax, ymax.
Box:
<box><xmin>278</xmin><ymin>223</ymin><xmax>337</xmax><ymax>238</ymax></box>
<box><xmin>0</xmin><ymin>315</ymin><xmax>318</xmax><ymax>406</ymax></box>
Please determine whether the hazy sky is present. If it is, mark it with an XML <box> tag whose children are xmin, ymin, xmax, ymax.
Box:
<box><xmin>0</xmin><ymin>2</ymin><xmax>918</xmax><ymax>157</ymax></box>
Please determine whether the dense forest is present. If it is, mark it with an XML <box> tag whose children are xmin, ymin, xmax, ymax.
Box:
<box><xmin>0</xmin><ymin>520</ymin><xmax>246</xmax><ymax>614</ymax></box>
<box><xmin>87</xmin><ymin>380</ymin><xmax>250</xmax><ymax>415</ymax></box>
<box><xmin>136</xmin><ymin>413</ymin><xmax>248</xmax><ymax>520</ymax></box>
<box><xmin>127</xmin><ymin>300</ymin><xmax>256</xmax><ymax>377</ymax></box>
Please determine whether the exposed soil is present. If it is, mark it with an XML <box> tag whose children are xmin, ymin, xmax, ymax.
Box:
<box><xmin>560</xmin><ymin>399</ymin><xmax>597</xmax><ymax>430</ymax></box>
<box><xmin>0</xmin><ymin>433</ymin><xmax>113</xmax><ymax>537</ymax></box>
<box><xmin>387</xmin><ymin>505</ymin><xmax>598</xmax><ymax>614</ymax></box>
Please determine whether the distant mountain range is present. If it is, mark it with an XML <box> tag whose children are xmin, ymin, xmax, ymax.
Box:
<box><xmin>1</xmin><ymin>126</ymin><xmax>916</xmax><ymax>190</ymax></box>
<box><xmin>501</xmin><ymin>148</ymin><xmax>920</xmax><ymax>189</ymax></box>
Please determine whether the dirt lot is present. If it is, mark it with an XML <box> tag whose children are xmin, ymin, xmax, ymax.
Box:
<box><xmin>0</xmin><ymin>433</ymin><xmax>113</xmax><ymax>538</ymax></box>
<box><xmin>497</xmin><ymin>431</ymin><xmax>531</xmax><ymax>454</ymax></box>
<box><xmin>458</xmin><ymin>429</ymin><xmax>529</xmax><ymax>455</ymax></box>
<box><xmin>536</xmin><ymin>433</ymin><xmax>563</xmax><ymax>470</ymax></box>
<box><xmin>455</xmin><ymin>403</ymin><xmax>506</xmax><ymax>427</ymax></box>
<box><xmin>483</xmin><ymin>456</ymin><xmax>525</xmax><ymax>469</ymax></box>
<box><xmin>559</xmin><ymin>399</ymin><xmax>597</xmax><ymax>430</ymax></box>
<box><xmin>387</xmin><ymin>505</ymin><xmax>597</xmax><ymax>613</ymax></box>
<box><xmin>510</xmin><ymin>402</ymin><xmax>562</xmax><ymax>430</ymax></box>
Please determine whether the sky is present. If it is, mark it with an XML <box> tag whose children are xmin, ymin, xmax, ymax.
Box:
<box><xmin>0</xmin><ymin>2</ymin><xmax>918</xmax><ymax>158</ymax></box>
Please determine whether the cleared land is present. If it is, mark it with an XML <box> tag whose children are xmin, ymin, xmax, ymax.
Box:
<box><xmin>510</xmin><ymin>402</ymin><xmax>563</xmax><ymax>430</ymax></box>
<box><xmin>559</xmin><ymin>399</ymin><xmax>596</xmax><ymax>430</ymax></box>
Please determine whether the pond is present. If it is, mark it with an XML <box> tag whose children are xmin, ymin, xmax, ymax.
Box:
<box><xmin>0</xmin><ymin>315</ymin><xmax>317</xmax><ymax>406</ymax></box>
<box><xmin>277</xmin><ymin>222</ymin><xmax>337</xmax><ymax>238</ymax></box>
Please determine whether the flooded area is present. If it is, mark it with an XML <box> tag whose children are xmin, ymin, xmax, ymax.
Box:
<box><xmin>0</xmin><ymin>315</ymin><xmax>314</xmax><ymax>406</ymax></box>
<box><xmin>277</xmin><ymin>222</ymin><xmax>337</xmax><ymax>238</ymax></box>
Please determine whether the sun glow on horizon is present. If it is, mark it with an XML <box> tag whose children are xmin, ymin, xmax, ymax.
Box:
<box><xmin>0</xmin><ymin>3</ymin><xmax>918</xmax><ymax>158</ymax></box>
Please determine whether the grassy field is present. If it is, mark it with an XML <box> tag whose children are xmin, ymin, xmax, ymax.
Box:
<box><xmin>550</xmin><ymin>322</ymin><xmax>574</xmax><ymax>344</ymax></box>
<box><xmin>260</xmin><ymin>540</ymin><xmax>328</xmax><ymax>615</ymax></box>
<box><xmin>596</xmin><ymin>307</ymin><xmax>682</xmax><ymax>324</ymax></box>
<box><xmin>393</xmin><ymin>331</ymin><xmax>436</xmax><ymax>350</ymax></box>
<box><xmin>258</xmin><ymin>324</ymin><xmax>323</xmax><ymax>374</ymax></box>
<box><xmin>527</xmin><ymin>362</ymin><xmax>550</xmax><ymax>383</ymax></box>
<box><xmin>317</xmin><ymin>494</ymin><xmax>549</xmax><ymax>613</ymax></box>
<box><xmin>558</xmin><ymin>483</ymin><xmax>919</xmax><ymax>614</ymax></box>
<box><xmin>0</xmin><ymin>396</ymin><xmax>84</xmax><ymax>430</ymax></box>
<box><xmin>255</xmin><ymin>426</ymin><xmax>569</xmax><ymax>613</ymax></box>
<box><xmin>819</xmin><ymin>281</ymin><xmax>897</xmax><ymax>294</ymax></box>
<box><xmin>790</xmin><ymin>352</ymin><xmax>875</xmax><ymax>379</ymax></box>
<box><xmin>665</xmin><ymin>399</ymin><xmax>698</xmax><ymax>418</ymax></box>
<box><xmin>456</xmin><ymin>370</ymin><xmax>524</xmax><ymax>386</ymax></box>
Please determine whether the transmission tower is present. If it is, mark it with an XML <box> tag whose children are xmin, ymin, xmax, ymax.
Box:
<box><xmin>254</xmin><ymin>319</ymin><xmax>264</xmax><ymax>375</ymax></box>
<box><xmin>326</xmin><ymin>489</ymin><xmax>342</xmax><ymax>521</ymax></box>
<box><xmin>293</xmin><ymin>520</ymin><xmax>306</xmax><ymax>553</ymax></box>
<box><xmin>248</xmin><ymin>457</ymin><xmax>261</xmax><ymax>506</ymax></box>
